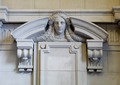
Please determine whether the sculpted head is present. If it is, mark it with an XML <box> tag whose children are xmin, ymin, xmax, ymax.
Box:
<box><xmin>53</xmin><ymin>16</ymin><xmax>66</xmax><ymax>35</ymax></box>
<box><xmin>37</xmin><ymin>11</ymin><xmax>85</xmax><ymax>42</ymax></box>
<box><xmin>49</xmin><ymin>12</ymin><xmax>68</xmax><ymax>35</ymax></box>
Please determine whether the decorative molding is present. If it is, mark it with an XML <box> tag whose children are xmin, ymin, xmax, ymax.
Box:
<box><xmin>8</xmin><ymin>10</ymin><xmax>113</xmax><ymax>22</ymax></box>
<box><xmin>11</xmin><ymin>15</ymin><xmax>108</xmax><ymax>41</ymax></box>
<box><xmin>11</xmin><ymin>18</ymin><xmax>48</xmax><ymax>39</ymax></box>
<box><xmin>0</xmin><ymin>28</ymin><xmax>14</xmax><ymax>44</ymax></box>
<box><xmin>71</xmin><ymin>18</ymin><xmax>108</xmax><ymax>41</ymax></box>
<box><xmin>11</xmin><ymin>12</ymin><xmax>108</xmax><ymax>73</ymax></box>
<box><xmin>16</xmin><ymin>39</ymin><xmax>34</xmax><ymax>72</ymax></box>
<box><xmin>0</xmin><ymin>6</ymin><xmax>115</xmax><ymax>22</ymax></box>
<box><xmin>0</xmin><ymin>24</ymin><xmax>14</xmax><ymax>44</ymax></box>
<box><xmin>107</xmin><ymin>26</ymin><xmax>120</xmax><ymax>45</ymax></box>
<box><xmin>39</xmin><ymin>43</ymin><xmax>79</xmax><ymax>54</ymax></box>
<box><xmin>38</xmin><ymin>42</ymin><xmax>85</xmax><ymax>85</ymax></box>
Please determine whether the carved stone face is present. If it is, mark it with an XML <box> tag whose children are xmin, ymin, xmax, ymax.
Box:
<box><xmin>54</xmin><ymin>16</ymin><xmax>66</xmax><ymax>35</ymax></box>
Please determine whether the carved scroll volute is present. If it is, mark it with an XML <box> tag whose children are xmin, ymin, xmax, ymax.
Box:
<box><xmin>16</xmin><ymin>39</ymin><xmax>34</xmax><ymax>72</ymax></box>
<box><xmin>87</xmin><ymin>40</ymin><xmax>103</xmax><ymax>72</ymax></box>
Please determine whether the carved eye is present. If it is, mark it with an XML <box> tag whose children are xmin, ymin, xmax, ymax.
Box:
<box><xmin>61</xmin><ymin>21</ymin><xmax>65</xmax><ymax>24</ymax></box>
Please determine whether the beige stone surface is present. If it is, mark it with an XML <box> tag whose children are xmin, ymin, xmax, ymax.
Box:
<box><xmin>59</xmin><ymin>0</ymin><xmax>84</xmax><ymax>9</ymax></box>
<box><xmin>1</xmin><ymin>0</ymin><xmax>12</xmax><ymax>8</ymax></box>
<box><xmin>108</xmin><ymin>52</ymin><xmax>120</xmax><ymax>72</ymax></box>
<box><xmin>87</xmin><ymin>73</ymin><xmax>120</xmax><ymax>85</ymax></box>
<box><xmin>85</xmin><ymin>0</ymin><xmax>120</xmax><ymax>9</ymax></box>
<box><xmin>2</xmin><ymin>0</ymin><xmax>34</xmax><ymax>9</ymax></box>
<box><xmin>35</xmin><ymin>0</ymin><xmax>59</xmax><ymax>9</ymax></box>
<box><xmin>1</xmin><ymin>0</ymin><xmax>120</xmax><ymax>10</ymax></box>
<box><xmin>0</xmin><ymin>0</ymin><xmax>1</xmax><ymax>5</ymax></box>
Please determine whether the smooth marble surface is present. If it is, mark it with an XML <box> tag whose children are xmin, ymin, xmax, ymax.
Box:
<box><xmin>108</xmin><ymin>52</ymin><xmax>120</xmax><ymax>72</ymax></box>
<box><xmin>40</xmin><ymin>71</ymin><xmax>87</xmax><ymax>85</ymax></box>
<box><xmin>87</xmin><ymin>73</ymin><xmax>120</xmax><ymax>85</ymax></box>
<box><xmin>0</xmin><ymin>51</ymin><xmax>17</xmax><ymax>71</ymax></box>
<box><xmin>0</xmin><ymin>72</ymin><xmax>31</xmax><ymax>85</ymax></box>
<box><xmin>0</xmin><ymin>50</ymin><xmax>32</xmax><ymax>85</ymax></box>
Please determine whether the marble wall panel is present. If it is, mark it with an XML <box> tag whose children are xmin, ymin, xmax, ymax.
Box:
<box><xmin>40</xmin><ymin>71</ymin><xmax>87</xmax><ymax>85</ymax></box>
<box><xmin>0</xmin><ymin>72</ymin><xmax>31</xmax><ymax>85</ymax></box>
<box><xmin>0</xmin><ymin>51</ymin><xmax>17</xmax><ymax>71</ymax></box>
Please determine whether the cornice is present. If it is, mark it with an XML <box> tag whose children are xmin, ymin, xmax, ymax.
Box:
<box><xmin>0</xmin><ymin>6</ymin><xmax>116</xmax><ymax>23</ymax></box>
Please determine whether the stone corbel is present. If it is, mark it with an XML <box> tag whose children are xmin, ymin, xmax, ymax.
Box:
<box><xmin>87</xmin><ymin>40</ymin><xmax>103</xmax><ymax>72</ymax></box>
<box><xmin>16</xmin><ymin>39</ymin><xmax>34</xmax><ymax>72</ymax></box>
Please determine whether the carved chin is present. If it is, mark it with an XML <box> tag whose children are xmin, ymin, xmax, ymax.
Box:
<box><xmin>56</xmin><ymin>30</ymin><xmax>64</xmax><ymax>34</ymax></box>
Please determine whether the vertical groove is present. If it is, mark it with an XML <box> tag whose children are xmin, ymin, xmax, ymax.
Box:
<box><xmin>2</xmin><ymin>29</ymin><xmax>4</xmax><ymax>43</ymax></box>
<box><xmin>113</xmin><ymin>30</ymin><xmax>115</xmax><ymax>42</ymax></box>
<box><xmin>111</xmin><ymin>30</ymin><xmax>113</xmax><ymax>42</ymax></box>
<box><xmin>6</xmin><ymin>29</ymin><xmax>9</xmax><ymax>43</ymax></box>
<box><xmin>33</xmin><ymin>43</ymin><xmax>37</xmax><ymax>85</ymax></box>
<box><xmin>118</xmin><ymin>32</ymin><xmax>120</xmax><ymax>42</ymax></box>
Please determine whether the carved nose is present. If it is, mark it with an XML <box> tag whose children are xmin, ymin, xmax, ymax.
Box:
<box><xmin>58</xmin><ymin>23</ymin><xmax>61</xmax><ymax>27</ymax></box>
